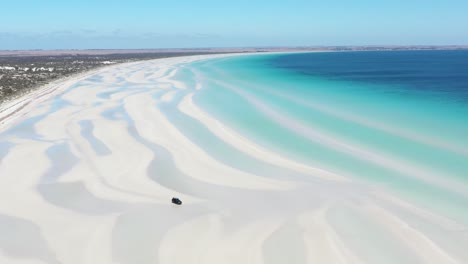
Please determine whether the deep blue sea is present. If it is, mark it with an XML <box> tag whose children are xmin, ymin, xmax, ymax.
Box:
<box><xmin>270</xmin><ymin>50</ymin><xmax>468</xmax><ymax>102</ymax></box>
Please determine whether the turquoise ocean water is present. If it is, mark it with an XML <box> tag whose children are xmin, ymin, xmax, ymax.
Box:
<box><xmin>186</xmin><ymin>51</ymin><xmax>468</xmax><ymax>224</ymax></box>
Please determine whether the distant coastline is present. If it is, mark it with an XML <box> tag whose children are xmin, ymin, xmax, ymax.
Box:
<box><xmin>1</xmin><ymin>45</ymin><xmax>468</xmax><ymax>56</ymax></box>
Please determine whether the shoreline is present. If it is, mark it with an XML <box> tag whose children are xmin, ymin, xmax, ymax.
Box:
<box><xmin>0</xmin><ymin>52</ymin><xmax>245</xmax><ymax>132</ymax></box>
<box><xmin>0</xmin><ymin>50</ymin><xmax>247</xmax><ymax>107</ymax></box>
<box><xmin>0</xmin><ymin>62</ymin><xmax>124</xmax><ymax>132</ymax></box>
<box><xmin>0</xmin><ymin>50</ymin><xmax>300</xmax><ymax>132</ymax></box>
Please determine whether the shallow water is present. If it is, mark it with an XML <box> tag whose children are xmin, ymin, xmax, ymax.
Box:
<box><xmin>192</xmin><ymin>51</ymin><xmax>468</xmax><ymax>224</ymax></box>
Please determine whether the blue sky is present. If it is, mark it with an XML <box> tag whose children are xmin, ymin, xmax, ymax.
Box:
<box><xmin>1</xmin><ymin>0</ymin><xmax>468</xmax><ymax>49</ymax></box>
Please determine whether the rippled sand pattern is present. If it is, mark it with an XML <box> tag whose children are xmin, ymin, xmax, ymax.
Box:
<box><xmin>0</xmin><ymin>54</ymin><xmax>467</xmax><ymax>264</ymax></box>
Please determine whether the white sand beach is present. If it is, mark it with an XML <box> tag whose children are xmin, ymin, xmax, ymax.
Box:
<box><xmin>0</xmin><ymin>54</ymin><xmax>467</xmax><ymax>264</ymax></box>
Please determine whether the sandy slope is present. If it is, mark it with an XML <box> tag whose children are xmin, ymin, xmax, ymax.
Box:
<box><xmin>0</xmin><ymin>54</ymin><xmax>466</xmax><ymax>264</ymax></box>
